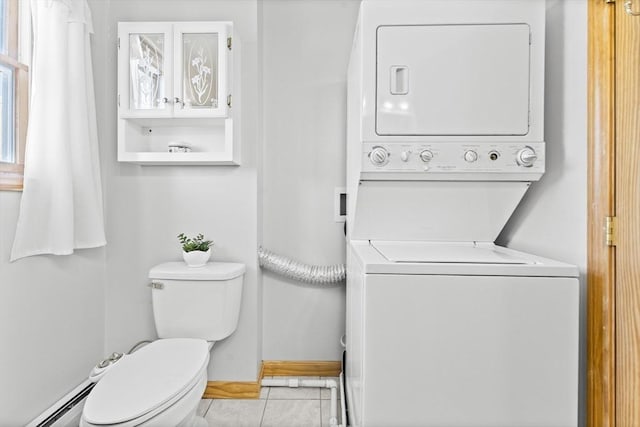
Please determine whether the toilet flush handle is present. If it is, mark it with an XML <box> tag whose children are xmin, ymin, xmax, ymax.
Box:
<box><xmin>148</xmin><ymin>281</ymin><xmax>164</xmax><ymax>290</ymax></box>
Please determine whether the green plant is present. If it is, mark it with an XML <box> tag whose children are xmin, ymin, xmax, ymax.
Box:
<box><xmin>177</xmin><ymin>233</ymin><xmax>213</xmax><ymax>252</ymax></box>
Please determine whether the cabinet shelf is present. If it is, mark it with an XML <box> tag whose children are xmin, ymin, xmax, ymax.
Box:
<box><xmin>117</xmin><ymin>152</ymin><xmax>238</xmax><ymax>166</ymax></box>
<box><xmin>117</xmin><ymin>117</ymin><xmax>238</xmax><ymax>165</ymax></box>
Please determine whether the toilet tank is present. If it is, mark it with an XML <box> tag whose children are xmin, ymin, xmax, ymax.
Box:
<box><xmin>148</xmin><ymin>261</ymin><xmax>245</xmax><ymax>341</ymax></box>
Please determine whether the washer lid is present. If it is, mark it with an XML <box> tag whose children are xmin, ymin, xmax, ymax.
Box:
<box><xmin>149</xmin><ymin>261</ymin><xmax>246</xmax><ymax>281</ymax></box>
<box><xmin>372</xmin><ymin>241</ymin><xmax>530</xmax><ymax>264</ymax></box>
<box><xmin>83</xmin><ymin>339</ymin><xmax>209</xmax><ymax>425</ymax></box>
<box><xmin>350</xmin><ymin>240</ymin><xmax>579</xmax><ymax>278</ymax></box>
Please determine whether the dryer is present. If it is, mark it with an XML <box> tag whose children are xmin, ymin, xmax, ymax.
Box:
<box><xmin>345</xmin><ymin>1</ymin><xmax>579</xmax><ymax>426</ymax></box>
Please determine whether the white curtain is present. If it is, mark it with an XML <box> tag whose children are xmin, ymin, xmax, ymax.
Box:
<box><xmin>10</xmin><ymin>0</ymin><xmax>105</xmax><ymax>261</ymax></box>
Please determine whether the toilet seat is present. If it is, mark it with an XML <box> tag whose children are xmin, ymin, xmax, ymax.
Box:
<box><xmin>82</xmin><ymin>338</ymin><xmax>209</xmax><ymax>426</ymax></box>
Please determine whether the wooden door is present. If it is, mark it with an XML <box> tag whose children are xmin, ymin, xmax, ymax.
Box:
<box><xmin>588</xmin><ymin>0</ymin><xmax>640</xmax><ymax>425</ymax></box>
<box><xmin>614</xmin><ymin>0</ymin><xmax>640</xmax><ymax>424</ymax></box>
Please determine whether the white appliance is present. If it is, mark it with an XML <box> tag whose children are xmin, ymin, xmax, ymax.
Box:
<box><xmin>347</xmin><ymin>241</ymin><xmax>579</xmax><ymax>427</ymax></box>
<box><xmin>345</xmin><ymin>1</ymin><xmax>579</xmax><ymax>427</ymax></box>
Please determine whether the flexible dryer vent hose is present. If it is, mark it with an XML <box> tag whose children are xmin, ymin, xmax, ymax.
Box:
<box><xmin>258</xmin><ymin>247</ymin><xmax>346</xmax><ymax>284</ymax></box>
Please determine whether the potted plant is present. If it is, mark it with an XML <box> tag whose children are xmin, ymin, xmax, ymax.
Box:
<box><xmin>178</xmin><ymin>233</ymin><xmax>214</xmax><ymax>267</ymax></box>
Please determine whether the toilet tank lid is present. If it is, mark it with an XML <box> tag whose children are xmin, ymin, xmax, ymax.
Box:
<box><xmin>149</xmin><ymin>261</ymin><xmax>246</xmax><ymax>281</ymax></box>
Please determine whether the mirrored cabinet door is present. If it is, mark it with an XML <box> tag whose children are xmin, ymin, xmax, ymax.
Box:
<box><xmin>182</xmin><ymin>32</ymin><xmax>218</xmax><ymax>109</ymax></box>
<box><xmin>129</xmin><ymin>32</ymin><xmax>167</xmax><ymax>110</ymax></box>
<box><xmin>173</xmin><ymin>23</ymin><xmax>229</xmax><ymax>118</ymax></box>
<box><xmin>118</xmin><ymin>23</ymin><xmax>173</xmax><ymax>118</ymax></box>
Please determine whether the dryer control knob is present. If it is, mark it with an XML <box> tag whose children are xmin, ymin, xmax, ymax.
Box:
<box><xmin>419</xmin><ymin>150</ymin><xmax>433</xmax><ymax>162</ymax></box>
<box><xmin>517</xmin><ymin>147</ymin><xmax>538</xmax><ymax>167</ymax></box>
<box><xmin>464</xmin><ymin>150</ymin><xmax>478</xmax><ymax>163</ymax></box>
<box><xmin>369</xmin><ymin>146</ymin><xmax>390</xmax><ymax>166</ymax></box>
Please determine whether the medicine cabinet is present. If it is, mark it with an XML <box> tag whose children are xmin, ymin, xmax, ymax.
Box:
<box><xmin>117</xmin><ymin>21</ymin><xmax>239</xmax><ymax>165</ymax></box>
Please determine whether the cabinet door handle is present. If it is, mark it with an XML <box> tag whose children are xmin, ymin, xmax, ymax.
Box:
<box><xmin>160</xmin><ymin>97</ymin><xmax>171</xmax><ymax>104</ymax></box>
<box><xmin>174</xmin><ymin>97</ymin><xmax>184</xmax><ymax>108</ymax></box>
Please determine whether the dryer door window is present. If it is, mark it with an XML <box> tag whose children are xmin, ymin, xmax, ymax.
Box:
<box><xmin>376</xmin><ymin>24</ymin><xmax>531</xmax><ymax>136</ymax></box>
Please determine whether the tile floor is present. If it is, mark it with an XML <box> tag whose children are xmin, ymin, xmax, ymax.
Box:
<box><xmin>197</xmin><ymin>377</ymin><xmax>342</xmax><ymax>427</ymax></box>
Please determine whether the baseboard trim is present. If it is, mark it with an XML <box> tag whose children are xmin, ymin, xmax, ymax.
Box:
<box><xmin>203</xmin><ymin>380</ymin><xmax>261</xmax><ymax>399</ymax></box>
<box><xmin>203</xmin><ymin>360</ymin><xmax>341</xmax><ymax>399</ymax></box>
<box><xmin>263</xmin><ymin>360</ymin><xmax>342</xmax><ymax>377</ymax></box>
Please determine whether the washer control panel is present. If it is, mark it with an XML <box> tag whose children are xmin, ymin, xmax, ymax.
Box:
<box><xmin>362</xmin><ymin>142</ymin><xmax>544</xmax><ymax>173</ymax></box>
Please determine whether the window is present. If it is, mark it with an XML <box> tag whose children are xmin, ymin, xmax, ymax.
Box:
<box><xmin>0</xmin><ymin>0</ymin><xmax>28</xmax><ymax>191</ymax></box>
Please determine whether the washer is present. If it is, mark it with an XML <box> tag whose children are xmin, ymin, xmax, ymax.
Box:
<box><xmin>344</xmin><ymin>1</ymin><xmax>578</xmax><ymax>426</ymax></box>
<box><xmin>345</xmin><ymin>240</ymin><xmax>579</xmax><ymax>427</ymax></box>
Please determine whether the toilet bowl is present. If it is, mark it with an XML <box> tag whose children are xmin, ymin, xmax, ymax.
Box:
<box><xmin>81</xmin><ymin>339</ymin><xmax>209</xmax><ymax>427</ymax></box>
<box><xmin>81</xmin><ymin>261</ymin><xmax>246</xmax><ymax>427</ymax></box>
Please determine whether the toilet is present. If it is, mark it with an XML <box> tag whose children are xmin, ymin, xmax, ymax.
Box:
<box><xmin>80</xmin><ymin>261</ymin><xmax>245</xmax><ymax>427</ymax></box>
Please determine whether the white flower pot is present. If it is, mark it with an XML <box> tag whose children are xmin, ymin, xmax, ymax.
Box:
<box><xmin>182</xmin><ymin>249</ymin><xmax>211</xmax><ymax>267</ymax></box>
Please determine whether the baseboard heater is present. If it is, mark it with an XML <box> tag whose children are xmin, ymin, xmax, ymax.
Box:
<box><xmin>26</xmin><ymin>380</ymin><xmax>94</xmax><ymax>427</ymax></box>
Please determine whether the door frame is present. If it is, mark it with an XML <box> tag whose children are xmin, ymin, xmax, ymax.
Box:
<box><xmin>587</xmin><ymin>0</ymin><xmax>616</xmax><ymax>426</ymax></box>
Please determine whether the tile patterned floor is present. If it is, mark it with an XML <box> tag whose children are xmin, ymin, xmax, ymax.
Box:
<box><xmin>198</xmin><ymin>377</ymin><xmax>341</xmax><ymax>427</ymax></box>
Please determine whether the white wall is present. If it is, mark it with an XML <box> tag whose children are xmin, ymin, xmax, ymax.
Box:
<box><xmin>92</xmin><ymin>0</ymin><xmax>262</xmax><ymax>381</ymax></box>
<box><xmin>0</xmin><ymin>192</ymin><xmax>106</xmax><ymax>425</ymax></box>
<box><xmin>261</xmin><ymin>0</ymin><xmax>360</xmax><ymax>360</ymax></box>
<box><xmin>497</xmin><ymin>1</ymin><xmax>587</xmax><ymax>424</ymax></box>
<box><xmin>499</xmin><ymin>1</ymin><xmax>587</xmax><ymax>275</ymax></box>
<box><xmin>0</xmin><ymin>4</ymin><xmax>109</xmax><ymax>423</ymax></box>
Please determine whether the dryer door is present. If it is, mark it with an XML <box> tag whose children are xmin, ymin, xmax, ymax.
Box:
<box><xmin>376</xmin><ymin>24</ymin><xmax>531</xmax><ymax>136</ymax></box>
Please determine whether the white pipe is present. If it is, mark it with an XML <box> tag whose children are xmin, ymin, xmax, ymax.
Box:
<box><xmin>330</xmin><ymin>386</ymin><xmax>338</xmax><ymax>426</ymax></box>
<box><xmin>262</xmin><ymin>378</ymin><xmax>337</xmax><ymax>388</ymax></box>
<box><xmin>339</xmin><ymin>373</ymin><xmax>347</xmax><ymax>426</ymax></box>
<box><xmin>261</xmin><ymin>378</ymin><xmax>343</xmax><ymax>426</ymax></box>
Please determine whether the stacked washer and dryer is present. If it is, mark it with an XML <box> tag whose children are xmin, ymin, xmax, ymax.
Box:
<box><xmin>345</xmin><ymin>1</ymin><xmax>579</xmax><ymax>427</ymax></box>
